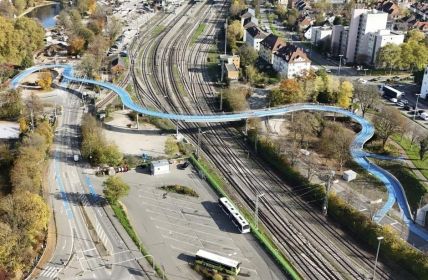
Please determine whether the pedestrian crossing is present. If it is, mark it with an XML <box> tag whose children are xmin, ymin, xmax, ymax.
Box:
<box><xmin>39</xmin><ymin>266</ymin><xmax>59</xmax><ymax>279</ymax></box>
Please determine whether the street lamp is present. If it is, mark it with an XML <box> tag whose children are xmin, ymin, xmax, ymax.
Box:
<box><xmin>373</xmin><ymin>236</ymin><xmax>384</xmax><ymax>280</ymax></box>
<box><xmin>255</xmin><ymin>193</ymin><xmax>265</xmax><ymax>230</ymax></box>
<box><xmin>196</xmin><ymin>128</ymin><xmax>208</xmax><ymax>159</ymax></box>
<box><xmin>338</xmin><ymin>54</ymin><xmax>344</xmax><ymax>76</ymax></box>
<box><xmin>414</xmin><ymin>94</ymin><xmax>421</xmax><ymax>121</ymax></box>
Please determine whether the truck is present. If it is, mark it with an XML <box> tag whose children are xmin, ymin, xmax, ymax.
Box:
<box><xmin>382</xmin><ymin>85</ymin><xmax>403</xmax><ymax>99</ymax></box>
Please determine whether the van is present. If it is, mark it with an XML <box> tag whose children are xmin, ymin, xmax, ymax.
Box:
<box><xmin>420</xmin><ymin>112</ymin><xmax>428</xmax><ymax>121</ymax></box>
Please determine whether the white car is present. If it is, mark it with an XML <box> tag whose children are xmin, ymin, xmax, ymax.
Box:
<box><xmin>390</xmin><ymin>98</ymin><xmax>398</xmax><ymax>103</ymax></box>
<box><xmin>420</xmin><ymin>112</ymin><xmax>428</xmax><ymax>121</ymax></box>
<box><xmin>358</xmin><ymin>78</ymin><xmax>368</xmax><ymax>84</ymax></box>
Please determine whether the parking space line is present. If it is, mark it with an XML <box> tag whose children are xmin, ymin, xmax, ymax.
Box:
<box><xmin>141</xmin><ymin>201</ymin><xmax>183</xmax><ymax>214</ymax></box>
<box><xmin>170</xmin><ymin>245</ymin><xmax>197</xmax><ymax>256</ymax></box>
<box><xmin>139</xmin><ymin>195</ymin><xmax>203</xmax><ymax>212</ymax></box>
<box><xmin>150</xmin><ymin>214</ymin><xmax>219</xmax><ymax>230</ymax></box>
<box><xmin>161</xmin><ymin>234</ymin><xmax>201</xmax><ymax>248</ymax></box>
<box><xmin>139</xmin><ymin>189</ymin><xmax>207</xmax><ymax>205</ymax></box>
<box><xmin>155</xmin><ymin>224</ymin><xmax>234</xmax><ymax>241</ymax></box>
<box><xmin>146</xmin><ymin>207</ymin><xmax>219</xmax><ymax>226</ymax></box>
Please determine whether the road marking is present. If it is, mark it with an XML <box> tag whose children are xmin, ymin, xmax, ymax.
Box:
<box><xmin>155</xmin><ymin>224</ymin><xmax>234</xmax><ymax>240</ymax></box>
<box><xmin>170</xmin><ymin>245</ymin><xmax>196</xmax><ymax>256</ymax></box>
<box><xmin>54</xmin><ymin>158</ymin><xmax>74</xmax><ymax>220</ymax></box>
<box><xmin>149</xmin><ymin>213</ymin><xmax>219</xmax><ymax>230</ymax></box>
<box><xmin>40</xmin><ymin>266</ymin><xmax>58</xmax><ymax>278</ymax></box>
<box><xmin>139</xmin><ymin>195</ymin><xmax>202</xmax><ymax>212</ymax></box>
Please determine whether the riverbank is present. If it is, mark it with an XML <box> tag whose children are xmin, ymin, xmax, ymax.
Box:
<box><xmin>18</xmin><ymin>1</ymin><xmax>59</xmax><ymax>18</ymax></box>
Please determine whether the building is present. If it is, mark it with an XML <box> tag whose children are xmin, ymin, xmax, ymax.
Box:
<box><xmin>150</xmin><ymin>160</ymin><xmax>170</xmax><ymax>175</ymax></box>
<box><xmin>259</xmin><ymin>34</ymin><xmax>286</xmax><ymax>64</ymax></box>
<box><xmin>272</xmin><ymin>44</ymin><xmax>311</xmax><ymax>78</ymax></box>
<box><xmin>310</xmin><ymin>26</ymin><xmax>332</xmax><ymax>49</ymax></box>
<box><xmin>330</xmin><ymin>25</ymin><xmax>349</xmax><ymax>57</ymax></box>
<box><xmin>243</xmin><ymin>21</ymin><xmax>257</xmax><ymax>41</ymax></box>
<box><xmin>0</xmin><ymin>121</ymin><xmax>19</xmax><ymax>142</ymax></box>
<box><xmin>410</xmin><ymin>2</ymin><xmax>428</xmax><ymax>21</ymax></box>
<box><xmin>245</xmin><ymin>26</ymin><xmax>267</xmax><ymax>51</ymax></box>
<box><xmin>240</xmin><ymin>8</ymin><xmax>256</xmax><ymax>28</ymax></box>
<box><xmin>276</xmin><ymin>0</ymin><xmax>288</xmax><ymax>6</ymax></box>
<box><xmin>220</xmin><ymin>54</ymin><xmax>240</xmax><ymax>81</ymax></box>
<box><xmin>376</xmin><ymin>0</ymin><xmax>401</xmax><ymax>20</ymax></box>
<box><xmin>346</xmin><ymin>9</ymin><xmax>388</xmax><ymax>64</ymax></box>
<box><xmin>367</xmin><ymin>29</ymin><xmax>404</xmax><ymax>65</ymax></box>
<box><xmin>420</xmin><ymin>66</ymin><xmax>428</xmax><ymax>99</ymax></box>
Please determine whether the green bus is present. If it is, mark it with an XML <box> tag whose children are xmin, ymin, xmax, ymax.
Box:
<box><xmin>195</xmin><ymin>249</ymin><xmax>241</xmax><ymax>275</ymax></box>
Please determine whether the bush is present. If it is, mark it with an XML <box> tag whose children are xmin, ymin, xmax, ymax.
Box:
<box><xmin>160</xmin><ymin>185</ymin><xmax>199</xmax><ymax>197</ymax></box>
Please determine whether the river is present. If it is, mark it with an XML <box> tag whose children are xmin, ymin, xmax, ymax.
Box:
<box><xmin>26</xmin><ymin>3</ymin><xmax>61</xmax><ymax>29</ymax></box>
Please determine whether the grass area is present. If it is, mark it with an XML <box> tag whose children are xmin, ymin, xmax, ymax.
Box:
<box><xmin>160</xmin><ymin>185</ymin><xmax>199</xmax><ymax>197</ymax></box>
<box><xmin>172</xmin><ymin>65</ymin><xmax>188</xmax><ymax>96</ymax></box>
<box><xmin>111</xmin><ymin>202</ymin><xmax>166</xmax><ymax>279</ymax></box>
<box><xmin>151</xmin><ymin>25</ymin><xmax>166</xmax><ymax>37</ymax></box>
<box><xmin>392</xmin><ymin>135</ymin><xmax>428</xmax><ymax>186</ymax></box>
<box><xmin>188</xmin><ymin>155</ymin><xmax>302</xmax><ymax>280</ymax></box>
<box><xmin>191</xmin><ymin>23</ymin><xmax>206</xmax><ymax>45</ymax></box>
<box><xmin>375</xmin><ymin>160</ymin><xmax>427</xmax><ymax>213</ymax></box>
<box><xmin>125</xmin><ymin>84</ymin><xmax>138</xmax><ymax>103</ymax></box>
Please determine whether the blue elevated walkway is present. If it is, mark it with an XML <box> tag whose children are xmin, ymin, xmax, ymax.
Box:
<box><xmin>10</xmin><ymin>64</ymin><xmax>428</xmax><ymax>241</ymax></box>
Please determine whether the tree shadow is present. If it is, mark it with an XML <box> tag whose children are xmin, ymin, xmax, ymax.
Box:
<box><xmin>53</xmin><ymin>191</ymin><xmax>107</xmax><ymax>207</ymax></box>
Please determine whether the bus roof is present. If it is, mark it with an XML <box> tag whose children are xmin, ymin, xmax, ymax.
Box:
<box><xmin>196</xmin><ymin>249</ymin><xmax>240</xmax><ymax>268</ymax></box>
<box><xmin>219</xmin><ymin>197</ymin><xmax>249</xmax><ymax>227</ymax></box>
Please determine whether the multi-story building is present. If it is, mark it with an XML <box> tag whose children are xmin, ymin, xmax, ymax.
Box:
<box><xmin>259</xmin><ymin>34</ymin><xmax>286</xmax><ymax>64</ymax></box>
<box><xmin>245</xmin><ymin>26</ymin><xmax>267</xmax><ymax>51</ymax></box>
<box><xmin>311</xmin><ymin>26</ymin><xmax>333</xmax><ymax>48</ymax></box>
<box><xmin>420</xmin><ymin>66</ymin><xmax>428</xmax><ymax>99</ymax></box>
<box><xmin>272</xmin><ymin>44</ymin><xmax>311</xmax><ymax>78</ymax></box>
<box><xmin>330</xmin><ymin>25</ymin><xmax>349</xmax><ymax>57</ymax></box>
<box><xmin>367</xmin><ymin>30</ymin><xmax>404</xmax><ymax>65</ymax></box>
<box><xmin>346</xmin><ymin>9</ymin><xmax>388</xmax><ymax>64</ymax></box>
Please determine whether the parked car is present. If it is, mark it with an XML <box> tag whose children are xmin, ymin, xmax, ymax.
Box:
<box><xmin>390</xmin><ymin>98</ymin><xmax>398</xmax><ymax>103</ymax></box>
<box><xmin>358</xmin><ymin>78</ymin><xmax>367</xmax><ymax>84</ymax></box>
<box><xmin>178</xmin><ymin>161</ymin><xmax>190</xmax><ymax>169</ymax></box>
<box><xmin>420</xmin><ymin>112</ymin><xmax>428</xmax><ymax>121</ymax></box>
<box><xmin>401</xmin><ymin>99</ymin><xmax>409</xmax><ymax>105</ymax></box>
<box><xmin>396</xmin><ymin>101</ymin><xmax>405</xmax><ymax>107</ymax></box>
<box><xmin>404</xmin><ymin>104</ymin><xmax>411</xmax><ymax>111</ymax></box>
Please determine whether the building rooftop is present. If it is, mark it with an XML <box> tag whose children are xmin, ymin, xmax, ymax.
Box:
<box><xmin>260</xmin><ymin>34</ymin><xmax>286</xmax><ymax>52</ymax></box>
<box><xmin>246</xmin><ymin>26</ymin><xmax>267</xmax><ymax>39</ymax></box>
<box><xmin>225</xmin><ymin>63</ymin><xmax>238</xmax><ymax>72</ymax></box>
<box><xmin>275</xmin><ymin>44</ymin><xmax>310</xmax><ymax>64</ymax></box>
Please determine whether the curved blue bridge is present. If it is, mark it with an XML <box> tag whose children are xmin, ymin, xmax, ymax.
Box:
<box><xmin>11</xmin><ymin>64</ymin><xmax>428</xmax><ymax>241</ymax></box>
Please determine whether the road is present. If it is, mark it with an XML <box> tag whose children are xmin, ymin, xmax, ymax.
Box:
<box><xmin>34</xmin><ymin>81</ymin><xmax>153</xmax><ymax>280</ymax></box>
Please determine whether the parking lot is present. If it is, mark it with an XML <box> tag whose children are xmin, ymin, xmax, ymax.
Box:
<box><xmin>89</xmin><ymin>164</ymin><xmax>284</xmax><ymax>280</ymax></box>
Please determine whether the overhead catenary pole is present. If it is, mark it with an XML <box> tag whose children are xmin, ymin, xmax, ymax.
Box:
<box><xmin>338</xmin><ymin>54</ymin><xmax>344</xmax><ymax>76</ymax></box>
<box><xmin>322</xmin><ymin>171</ymin><xmax>335</xmax><ymax>216</ymax></box>
<box><xmin>224</xmin><ymin>18</ymin><xmax>228</xmax><ymax>55</ymax></box>
<box><xmin>414</xmin><ymin>94</ymin><xmax>421</xmax><ymax>121</ymax></box>
<box><xmin>255</xmin><ymin>193</ymin><xmax>265</xmax><ymax>230</ymax></box>
<box><xmin>197</xmin><ymin>127</ymin><xmax>201</xmax><ymax>159</ymax></box>
<box><xmin>373</xmin><ymin>236</ymin><xmax>384</xmax><ymax>280</ymax></box>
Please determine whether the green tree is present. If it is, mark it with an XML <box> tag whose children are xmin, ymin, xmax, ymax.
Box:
<box><xmin>337</xmin><ymin>80</ymin><xmax>353</xmax><ymax>108</ymax></box>
<box><xmin>353</xmin><ymin>84</ymin><xmax>380</xmax><ymax>117</ymax></box>
<box><xmin>103</xmin><ymin>176</ymin><xmax>130</xmax><ymax>203</ymax></box>
<box><xmin>12</xmin><ymin>0</ymin><xmax>26</xmax><ymax>14</ymax></box>
<box><xmin>223</xmin><ymin>86</ymin><xmax>249</xmax><ymax>112</ymax></box>
<box><xmin>78</xmin><ymin>53</ymin><xmax>101</xmax><ymax>79</ymax></box>
<box><xmin>237</xmin><ymin>44</ymin><xmax>258</xmax><ymax>67</ymax></box>
<box><xmin>376</xmin><ymin>43</ymin><xmax>401</xmax><ymax>71</ymax></box>
<box><xmin>105</xmin><ymin>16</ymin><xmax>122</xmax><ymax>42</ymax></box>
<box><xmin>229</xmin><ymin>0</ymin><xmax>246</xmax><ymax>18</ymax></box>
<box><xmin>227</xmin><ymin>20</ymin><xmax>243</xmax><ymax>51</ymax></box>
<box><xmin>419</xmin><ymin>135</ymin><xmax>428</xmax><ymax>160</ymax></box>
<box><xmin>406</xmin><ymin>29</ymin><xmax>426</xmax><ymax>43</ymax></box>
<box><xmin>0</xmin><ymin>89</ymin><xmax>23</xmax><ymax>120</ymax></box>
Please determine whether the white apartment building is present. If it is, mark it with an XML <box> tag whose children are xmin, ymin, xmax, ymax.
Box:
<box><xmin>346</xmin><ymin>9</ymin><xmax>388</xmax><ymax>64</ymax></box>
<box><xmin>421</xmin><ymin>66</ymin><xmax>428</xmax><ymax>99</ymax></box>
<box><xmin>272</xmin><ymin>44</ymin><xmax>311</xmax><ymax>78</ymax></box>
<box><xmin>245</xmin><ymin>26</ymin><xmax>267</xmax><ymax>51</ymax></box>
<box><xmin>367</xmin><ymin>29</ymin><xmax>404</xmax><ymax>65</ymax></box>
<box><xmin>311</xmin><ymin>26</ymin><xmax>332</xmax><ymax>47</ymax></box>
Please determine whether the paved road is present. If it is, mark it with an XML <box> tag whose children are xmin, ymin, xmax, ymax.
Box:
<box><xmin>34</xmin><ymin>83</ymin><xmax>152</xmax><ymax>280</ymax></box>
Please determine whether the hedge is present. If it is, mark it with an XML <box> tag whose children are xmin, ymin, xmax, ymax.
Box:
<box><xmin>189</xmin><ymin>155</ymin><xmax>302</xmax><ymax>280</ymax></box>
<box><xmin>249</xmin><ymin>133</ymin><xmax>428</xmax><ymax>280</ymax></box>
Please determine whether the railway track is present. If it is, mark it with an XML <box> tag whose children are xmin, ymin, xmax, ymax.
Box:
<box><xmin>130</xmin><ymin>1</ymin><xmax>408</xmax><ymax>279</ymax></box>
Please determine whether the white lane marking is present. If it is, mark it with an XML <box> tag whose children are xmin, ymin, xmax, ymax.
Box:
<box><xmin>148</xmin><ymin>213</ymin><xmax>219</xmax><ymax>230</ymax></box>
<box><xmin>139</xmin><ymin>195</ymin><xmax>202</xmax><ymax>212</ymax></box>
<box><xmin>155</xmin><ymin>224</ymin><xmax>234</xmax><ymax>240</ymax></box>
<box><xmin>161</xmin><ymin>234</ymin><xmax>201</xmax><ymax>248</ymax></box>
<box><xmin>170</xmin><ymin>245</ymin><xmax>195</xmax><ymax>256</ymax></box>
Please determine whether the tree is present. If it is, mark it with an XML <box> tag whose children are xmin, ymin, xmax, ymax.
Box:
<box><xmin>270</xmin><ymin>79</ymin><xmax>304</xmax><ymax>106</ymax></box>
<box><xmin>12</xmin><ymin>0</ymin><xmax>26</xmax><ymax>14</ymax></box>
<box><xmin>373</xmin><ymin>106</ymin><xmax>406</xmax><ymax>148</ymax></box>
<box><xmin>288</xmin><ymin>111</ymin><xmax>321</xmax><ymax>148</ymax></box>
<box><xmin>103</xmin><ymin>176</ymin><xmax>130</xmax><ymax>203</ymax></box>
<box><xmin>230</xmin><ymin>0</ymin><xmax>246</xmax><ymax>18</ymax></box>
<box><xmin>37</xmin><ymin>71</ymin><xmax>52</xmax><ymax>90</ymax></box>
<box><xmin>419</xmin><ymin>135</ymin><xmax>428</xmax><ymax>160</ymax></box>
<box><xmin>105</xmin><ymin>16</ymin><xmax>122</xmax><ymax>42</ymax></box>
<box><xmin>164</xmin><ymin>137</ymin><xmax>179</xmax><ymax>157</ymax></box>
<box><xmin>68</xmin><ymin>36</ymin><xmax>85</xmax><ymax>55</ymax></box>
<box><xmin>337</xmin><ymin>80</ymin><xmax>353</xmax><ymax>108</ymax></box>
<box><xmin>223</xmin><ymin>86</ymin><xmax>249</xmax><ymax>111</ymax></box>
<box><xmin>237</xmin><ymin>44</ymin><xmax>258</xmax><ymax>67</ymax></box>
<box><xmin>0</xmin><ymin>89</ymin><xmax>23</xmax><ymax>120</ymax></box>
<box><xmin>78</xmin><ymin>53</ymin><xmax>101</xmax><ymax>79</ymax></box>
<box><xmin>319</xmin><ymin>122</ymin><xmax>353</xmax><ymax>171</ymax></box>
<box><xmin>406</xmin><ymin>29</ymin><xmax>425</xmax><ymax>43</ymax></box>
<box><xmin>353</xmin><ymin>84</ymin><xmax>380</xmax><ymax>117</ymax></box>
<box><xmin>0</xmin><ymin>64</ymin><xmax>14</xmax><ymax>84</ymax></box>
<box><xmin>0</xmin><ymin>0</ymin><xmax>14</xmax><ymax>17</ymax></box>
<box><xmin>227</xmin><ymin>20</ymin><xmax>243</xmax><ymax>51</ymax></box>
<box><xmin>376</xmin><ymin>43</ymin><xmax>401</xmax><ymax>72</ymax></box>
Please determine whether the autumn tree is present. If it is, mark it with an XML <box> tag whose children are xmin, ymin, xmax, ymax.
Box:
<box><xmin>353</xmin><ymin>84</ymin><xmax>380</xmax><ymax>117</ymax></box>
<box><xmin>103</xmin><ymin>176</ymin><xmax>130</xmax><ymax>204</ymax></box>
<box><xmin>78</xmin><ymin>53</ymin><xmax>101</xmax><ymax>79</ymax></box>
<box><xmin>0</xmin><ymin>89</ymin><xmax>23</xmax><ymax>120</ymax></box>
<box><xmin>270</xmin><ymin>79</ymin><xmax>304</xmax><ymax>106</ymax></box>
<box><xmin>373</xmin><ymin>106</ymin><xmax>406</xmax><ymax>149</ymax></box>
<box><xmin>320</xmin><ymin>122</ymin><xmax>353</xmax><ymax>171</ymax></box>
<box><xmin>337</xmin><ymin>80</ymin><xmax>353</xmax><ymax>108</ymax></box>
<box><xmin>68</xmin><ymin>36</ymin><xmax>85</xmax><ymax>55</ymax></box>
<box><xmin>227</xmin><ymin>20</ymin><xmax>243</xmax><ymax>51</ymax></box>
<box><xmin>105</xmin><ymin>16</ymin><xmax>122</xmax><ymax>42</ymax></box>
<box><xmin>230</xmin><ymin>0</ymin><xmax>246</xmax><ymax>18</ymax></box>
<box><xmin>37</xmin><ymin>71</ymin><xmax>52</xmax><ymax>90</ymax></box>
